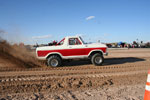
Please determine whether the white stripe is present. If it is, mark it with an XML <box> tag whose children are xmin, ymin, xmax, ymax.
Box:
<box><xmin>147</xmin><ymin>74</ymin><xmax>150</xmax><ymax>82</ymax></box>
<box><xmin>146</xmin><ymin>85</ymin><xmax>150</xmax><ymax>91</ymax></box>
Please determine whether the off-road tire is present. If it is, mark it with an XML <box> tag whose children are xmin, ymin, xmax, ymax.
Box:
<box><xmin>47</xmin><ymin>55</ymin><xmax>62</xmax><ymax>67</ymax></box>
<box><xmin>91</xmin><ymin>53</ymin><xmax>104</xmax><ymax>66</ymax></box>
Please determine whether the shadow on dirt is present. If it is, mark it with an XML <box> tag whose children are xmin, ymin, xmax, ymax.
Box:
<box><xmin>63</xmin><ymin>57</ymin><xmax>145</xmax><ymax>66</ymax></box>
<box><xmin>103</xmin><ymin>57</ymin><xmax>145</xmax><ymax>65</ymax></box>
<box><xmin>63</xmin><ymin>60</ymin><xmax>91</xmax><ymax>66</ymax></box>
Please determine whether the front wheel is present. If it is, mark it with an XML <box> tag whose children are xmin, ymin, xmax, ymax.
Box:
<box><xmin>47</xmin><ymin>55</ymin><xmax>62</xmax><ymax>67</ymax></box>
<box><xmin>91</xmin><ymin>53</ymin><xmax>104</xmax><ymax>66</ymax></box>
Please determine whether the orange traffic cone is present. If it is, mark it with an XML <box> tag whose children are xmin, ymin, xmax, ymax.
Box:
<box><xmin>144</xmin><ymin>71</ymin><xmax>150</xmax><ymax>100</ymax></box>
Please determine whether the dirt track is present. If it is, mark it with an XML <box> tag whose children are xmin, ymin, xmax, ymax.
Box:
<box><xmin>0</xmin><ymin>48</ymin><xmax>150</xmax><ymax>100</ymax></box>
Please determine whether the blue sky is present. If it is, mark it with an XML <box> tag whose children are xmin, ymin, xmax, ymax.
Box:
<box><xmin>0</xmin><ymin>0</ymin><xmax>149</xmax><ymax>44</ymax></box>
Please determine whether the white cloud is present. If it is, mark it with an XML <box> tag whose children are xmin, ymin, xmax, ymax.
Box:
<box><xmin>86</xmin><ymin>16</ymin><xmax>95</xmax><ymax>20</ymax></box>
<box><xmin>32</xmin><ymin>35</ymin><xmax>52</xmax><ymax>39</ymax></box>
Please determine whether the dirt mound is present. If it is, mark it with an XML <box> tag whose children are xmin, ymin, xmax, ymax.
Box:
<box><xmin>0</xmin><ymin>40</ymin><xmax>42</xmax><ymax>68</ymax></box>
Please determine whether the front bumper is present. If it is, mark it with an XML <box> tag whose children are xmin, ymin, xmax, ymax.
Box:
<box><xmin>104</xmin><ymin>52</ymin><xmax>108</xmax><ymax>56</ymax></box>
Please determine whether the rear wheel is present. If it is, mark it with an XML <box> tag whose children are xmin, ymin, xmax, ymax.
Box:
<box><xmin>91</xmin><ymin>53</ymin><xmax>104</xmax><ymax>66</ymax></box>
<box><xmin>47</xmin><ymin>55</ymin><xmax>62</xmax><ymax>67</ymax></box>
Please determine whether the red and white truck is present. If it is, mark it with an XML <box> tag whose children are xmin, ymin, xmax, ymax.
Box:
<box><xmin>36</xmin><ymin>36</ymin><xmax>108</xmax><ymax>67</ymax></box>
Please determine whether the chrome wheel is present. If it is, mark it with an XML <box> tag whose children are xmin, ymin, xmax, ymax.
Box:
<box><xmin>95</xmin><ymin>57</ymin><xmax>102</xmax><ymax>64</ymax></box>
<box><xmin>91</xmin><ymin>53</ymin><xmax>104</xmax><ymax>66</ymax></box>
<box><xmin>51</xmin><ymin>59</ymin><xmax>58</xmax><ymax>67</ymax></box>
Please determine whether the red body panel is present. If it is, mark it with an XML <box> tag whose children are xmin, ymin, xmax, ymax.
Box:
<box><xmin>37</xmin><ymin>47</ymin><xmax>106</xmax><ymax>57</ymax></box>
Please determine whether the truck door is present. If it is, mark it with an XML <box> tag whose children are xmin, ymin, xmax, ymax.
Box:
<box><xmin>66</xmin><ymin>38</ymin><xmax>85</xmax><ymax>56</ymax></box>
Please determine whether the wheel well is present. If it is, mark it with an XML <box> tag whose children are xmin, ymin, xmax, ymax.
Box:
<box><xmin>88</xmin><ymin>51</ymin><xmax>103</xmax><ymax>59</ymax></box>
<box><xmin>46</xmin><ymin>54</ymin><xmax>62</xmax><ymax>60</ymax></box>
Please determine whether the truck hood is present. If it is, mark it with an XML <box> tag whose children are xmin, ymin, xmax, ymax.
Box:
<box><xmin>86</xmin><ymin>43</ymin><xmax>107</xmax><ymax>48</ymax></box>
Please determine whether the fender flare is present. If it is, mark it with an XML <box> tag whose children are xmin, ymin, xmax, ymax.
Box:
<box><xmin>88</xmin><ymin>49</ymin><xmax>104</xmax><ymax>57</ymax></box>
<box><xmin>46</xmin><ymin>52</ymin><xmax>63</xmax><ymax>59</ymax></box>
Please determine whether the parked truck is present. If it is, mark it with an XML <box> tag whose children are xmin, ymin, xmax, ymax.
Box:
<box><xmin>36</xmin><ymin>36</ymin><xmax>108</xmax><ymax>67</ymax></box>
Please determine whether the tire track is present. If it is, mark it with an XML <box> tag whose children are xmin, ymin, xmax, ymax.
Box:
<box><xmin>0</xmin><ymin>63</ymin><xmax>150</xmax><ymax>72</ymax></box>
<box><xmin>0</xmin><ymin>69</ymin><xmax>147</xmax><ymax>84</ymax></box>
<box><xmin>0</xmin><ymin>69</ymin><xmax>147</xmax><ymax>94</ymax></box>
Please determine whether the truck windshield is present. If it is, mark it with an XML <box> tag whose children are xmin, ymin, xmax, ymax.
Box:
<box><xmin>57</xmin><ymin>38</ymin><xmax>65</xmax><ymax>45</ymax></box>
<box><xmin>79</xmin><ymin>37</ymin><xmax>86</xmax><ymax>44</ymax></box>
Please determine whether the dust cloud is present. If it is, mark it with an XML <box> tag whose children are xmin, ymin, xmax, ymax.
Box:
<box><xmin>0</xmin><ymin>29</ymin><xmax>43</xmax><ymax>68</ymax></box>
